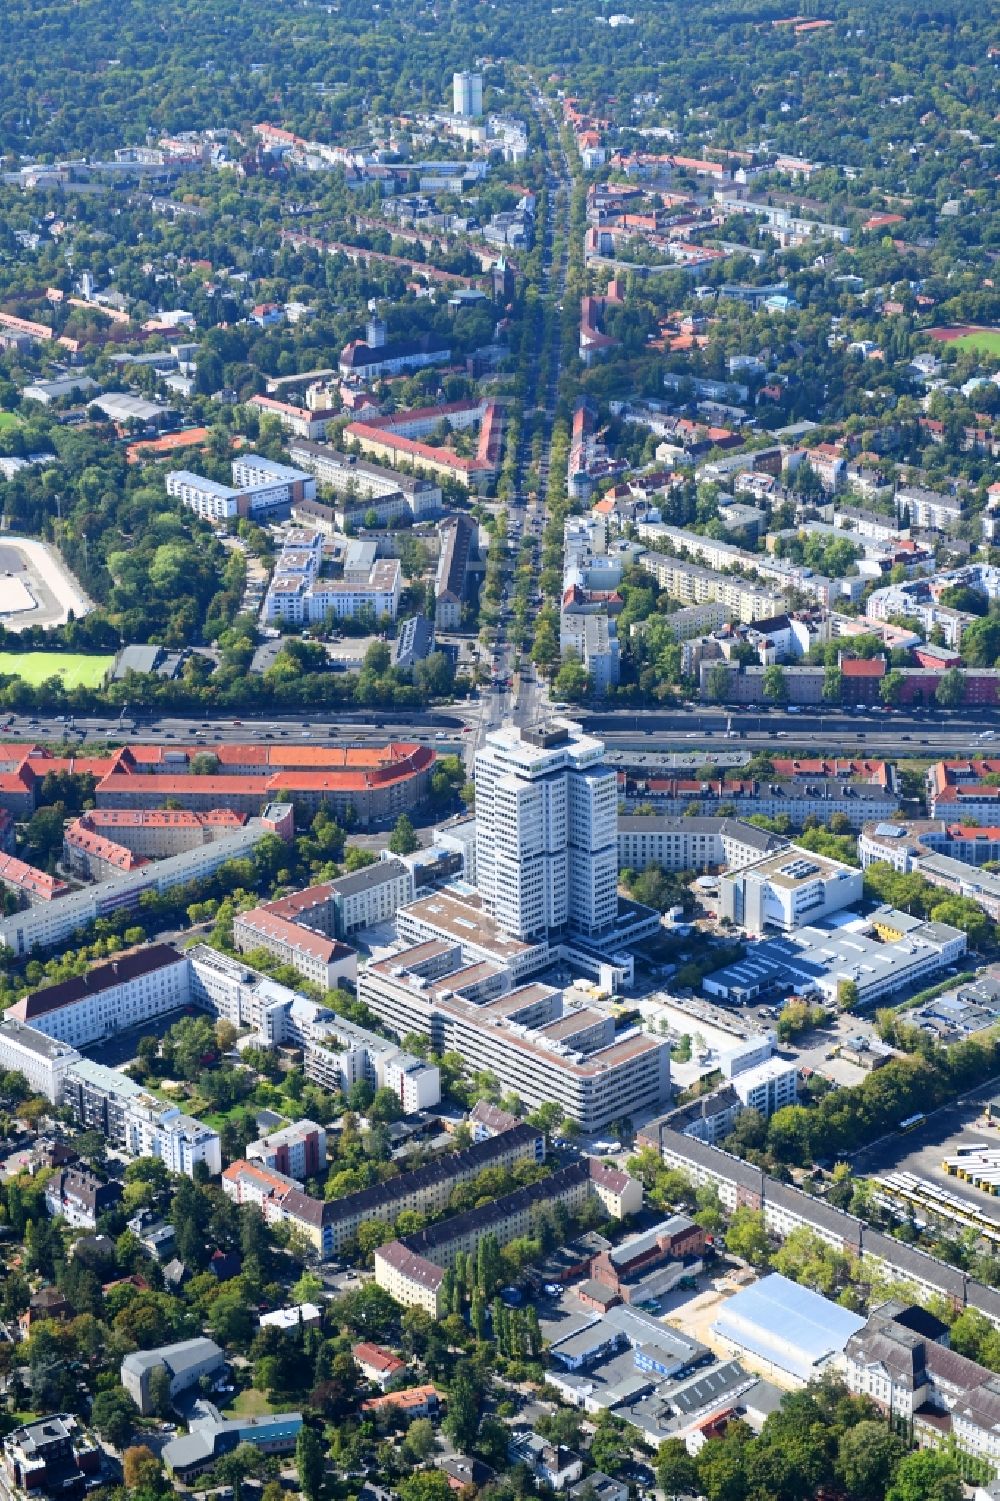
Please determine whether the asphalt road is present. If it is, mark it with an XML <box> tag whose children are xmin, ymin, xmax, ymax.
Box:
<box><xmin>579</xmin><ymin>704</ymin><xmax>998</xmax><ymax>757</ymax></box>
<box><xmin>1</xmin><ymin>701</ymin><xmax>988</xmax><ymax>760</ymax></box>
<box><xmin>0</xmin><ymin>709</ymin><xmax>474</xmax><ymax>749</ymax></box>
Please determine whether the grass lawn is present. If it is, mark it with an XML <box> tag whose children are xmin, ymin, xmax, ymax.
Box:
<box><xmin>0</xmin><ymin>651</ymin><xmax>114</xmax><ymax>688</ymax></box>
<box><xmin>223</xmin><ymin>1388</ymin><xmax>274</xmax><ymax>1419</ymax></box>
<box><xmin>0</xmin><ymin>412</ymin><xmax>21</xmax><ymax>430</ymax></box>
<box><xmin>952</xmin><ymin>329</ymin><xmax>1000</xmax><ymax>355</ymax></box>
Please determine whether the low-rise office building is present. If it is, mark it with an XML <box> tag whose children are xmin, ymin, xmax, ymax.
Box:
<box><xmin>121</xmin><ymin>1338</ymin><xmax>226</xmax><ymax>1416</ymax></box>
<box><xmin>0</xmin><ymin>1018</ymin><xmax>80</xmax><ymax>1103</ymax></box>
<box><xmin>163</xmin><ymin>1411</ymin><xmax>303</xmax><ymax>1481</ymax></box>
<box><xmin>720</xmin><ymin>848</ymin><xmax>863</xmax><ymax>935</ymax></box>
<box><xmin>359</xmin><ymin>942</ymin><xmax>671</xmax><ymax>1133</ymax></box>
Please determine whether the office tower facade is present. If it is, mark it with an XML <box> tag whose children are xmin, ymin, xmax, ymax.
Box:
<box><xmin>453</xmin><ymin>71</ymin><xmax>484</xmax><ymax>118</ymax></box>
<box><xmin>474</xmin><ymin>721</ymin><xmax>617</xmax><ymax>940</ymax></box>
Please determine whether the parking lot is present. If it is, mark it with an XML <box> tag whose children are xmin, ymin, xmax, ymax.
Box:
<box><xmin>787</xmin><ymin>1011</ymin><xmax>886</xmax><ymax>1089</ymax></box>
<box><xmin>854</xmin><ymin>1089</ymin><xmax>1000</xmax><ymax>1208</ymax></box>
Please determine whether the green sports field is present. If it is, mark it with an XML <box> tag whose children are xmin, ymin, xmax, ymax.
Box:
<box><xmin>951</xmin><ymin>330</ymin><xmax>1000</xmax><ymax>355</ymax></box>
<box><xmin>0</xmin><ymin>651</ymin><xmax>113</xmax><ymax>687</ymax></box>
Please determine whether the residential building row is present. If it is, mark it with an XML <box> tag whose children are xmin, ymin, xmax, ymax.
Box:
<box><xmin>644</xmin><ymin>1125</ymin><xmax>1000</xmax><ymax>1325</ymax></box>
<box><xmin>0</xmin><ymin>804</ymin><xmax>293</xmax><ymax>960</ymax></box>
<box><xmin>374</xmin><ymin>1156</ymin><xmax>642</xmax><ymax>1314</ymax></box>
<box><xmin>618</xmin><ymin>774</ymin><xmax>899</xmax><ymax>829</ymax></box>
<box><xmin>222</xmin><ymin>1120</ymin><xmax>545</xmax><ymax>1258</ymax></box>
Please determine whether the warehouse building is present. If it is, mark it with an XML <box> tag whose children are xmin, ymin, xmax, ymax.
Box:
<box><xmin>712</xmin><ymin>1273</ymin><xmax>865</xmax><ymax>1385</ymax></box>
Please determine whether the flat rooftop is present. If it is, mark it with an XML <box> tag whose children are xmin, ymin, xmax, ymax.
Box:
<box><xmin>401</xmin><ymin>891</ymin><xmax>535</xmax><ymax>955</ymax></box>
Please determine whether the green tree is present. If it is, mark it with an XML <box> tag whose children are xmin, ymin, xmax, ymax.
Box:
<box><xmin>724</xmin><ymin>1207</ymin><xmax>770</xmax><ymax>1266</ymax></box>
<box><xmin>295</xmin><ymin>1424</ymin><xmax>326</xmax><ymax>1501</ymax></box>
<box><xmin>838</xmin><ymin>979</ymin><xmax>859</xmax><ymax>1011</ymax></box>
<box><xmin>656</xmin><ymin>1437</ymin><xmax>699</xmax><ymax>1498</ymax></box>
<box><xmin>148</xmin><ymin>1364</ymin><xmax>174</xmax><ymax>1419</ymax></box>
<box><xmin>91</xmin><ymin>1387</ymin><xmax>138</xmax><ymax>1448</ymax></box>
<box><xmin>885</xmin><ymin>1449</ymin><xmax>963</xmax><ymax>1501</ymax></box>
<box><xmin>821</xmin><ymin>665</ymin><xmax>842</xmax><ymax>703</ymax></box>
<box><xmin>880</xmin><ymin>669</ymin><xmax>905</xmax><ymax>705</ymax></box>
<box><xmin>370</xmin><ymin>1086</ymin><xmax>403</xmax><ymax>1123</ymax></box>
<box><xmin>836</xmin><ymin>1419</ymin><xmax>906</xmax><ymax>1501</ymax></box>
<box><xmin>934</xmin><ymin>668</ymin><xmax>965</xmax><ymax>709</ymax></box>
<box><xmin>443</xmin><ymin>1362</ymin><xmax>482</xmax><ymax>1452</ymax></box>
<box><xmin>762</xmin><ymin>664</ymin><xmax>787</xmax><ymax>703</ymax></box>
<box><xmin>401</xmin><ymin>1417</ymin><xmax>437</xmax><ymax>1463</ymax></box>
<box><xmin>389</xmin><ymin>814</ymin><xmax>419</xmax><ymax>855</ymax></box>
<box><xmin>705</xmin><ymin>662</ymin><xmax>731</xmax><ymax>703</ymax></box>
<box><xmin>766</xmin><ymin>1104</ymin><xmax>814</xmax><ymax>1165</ymax></box>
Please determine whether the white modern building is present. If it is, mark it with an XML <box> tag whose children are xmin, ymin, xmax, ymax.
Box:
<box><xmin>0</xmin><ymin>1017</ymin><xmax>80</xmax><ymax>1103</ymax></box>
<box><xmin>730</xmin><ymin>1057</ymin><xmax>798</xmax><ymax>1117</ymax></box>
<box><xmin>123</xmin><ymin>1095</ymin><xmax>223</xmax><ymax>1178</ymax></box>
<box><xmin>359</xmin><ymin>942</ymin><xmax>670</xmax><ymax>1133</ymax></box>
<box><xmin>720</xmin><ymin>848</ymin><xmax>863</xmax><ymax>936</ymax></box>
<box><xmin>263</xmin><ymin>530</ymin><xmax>401</xmax><ymax>624</ymax></box>
<box><xmin>6</xmin><ymin>944</ymin><xmax>191</xmax><ymax>1049</ymax></box>
<box><xmin>166</xmin><ymin>456</ymin><xmax>315</xmax><ymax>522</ymax></box>
<box><xmin>474</xmin><ymin>720</ymin><xmax>618</xmax><ymax>941</ymax></box>
<box><xmin>453</xmin><ymin>71</ymin><xmax>484</xmax><ymax>118</ymax></box>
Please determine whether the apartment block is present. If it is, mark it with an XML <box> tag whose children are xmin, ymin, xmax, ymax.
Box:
<box><xmin>375</xmin><ymin>1157</ymin><xmax>641</xmax><ymax>1314</ymax></box>
<box><xmin>223</xmin><ymin>1122</ymin><xmax>544</xmax><ymax>1258</ymax></box>
<box><xmin>247</xmin><ymin>1120</ymin><xmax>327</xmax><ymax>1182</ymax></box>
<box><xmin>729</xmin><ymin>1057</ymin><xmax>798</xmax><ymax>1116</ymax></box>
<box><xmin>62</xmin><ymin>1057</ymin><xmax>221</xmax><ymax>1177</ymax></box>
<box><xmin>638</xmin><ymin>550</ymin><xmax>784</xmax><ymax>623</ymax></box>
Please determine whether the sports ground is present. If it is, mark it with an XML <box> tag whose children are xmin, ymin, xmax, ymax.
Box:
<box><xmin>927</xmin><ymin>324</ymin><xmax>1000</xmax><ymax>354</ymax></box>
<box><xmin>0</xmin><ymin>651</ymin><xmax>112</xmax><ymax>687</ymax></box>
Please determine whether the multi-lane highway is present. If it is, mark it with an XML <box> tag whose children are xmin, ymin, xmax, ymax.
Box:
<box><xmin>579</xmin><ymin>704</ymin><xmax>999</xmax><ymax>757</ymax></box>
<box><xmin>2</xmin><ymin>701</ymin><xmax>991</xmax><ymax>762</ymax></box>
<box><xmin>0</xmin><ymin>709</ymin><xmax>471</xmax><ymax>750</ymax></box>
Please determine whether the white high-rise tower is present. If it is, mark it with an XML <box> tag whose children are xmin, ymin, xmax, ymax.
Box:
<box><xmin>453</xmin><ymin>71</ymin><xmax>484</xmax><ymax>119</ymax></box>
<box><xmin>474</xmin><ymin>720</ymin><xmax>618</xmax><ymax>941</ymax></box>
